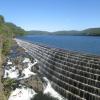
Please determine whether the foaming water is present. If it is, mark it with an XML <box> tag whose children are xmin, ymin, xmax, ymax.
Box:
<box><xmin>3</xmin><ymin>58</ymin><xmax>37</xmax><ymax>79</ymax></box>
<box><xmin>43</xmin><ymin>77</ymin><xmax>65</xmax><ymax>100</ymax></box>
<box><xmin>8</xmin><ymin>85</ymin><xmax>36</xmax><ymax>100</ymax></box>
<box><xmin>3</xmin><ymin>58</ymin><xmax>37</xmax><ymax>100</ymax></box>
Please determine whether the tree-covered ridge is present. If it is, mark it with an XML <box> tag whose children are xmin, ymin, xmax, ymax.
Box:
<box><xmin>0</xmin><ymin>15</ymin><xmax>26</xmax><ymax>36</ymax></box>
<box><xmin>0</xmin><ymin>15</ymin><xmax>26</xmax><ymax>56</ymax></box>
<box><xmin>5</xmin><ymin>22</ymin><xmax>26</xmax><ymax>36</ymax></box>
<box><xmin>27</xmin><ymin>28</ymin><xmax>100</xmax><ymax>36</ymax></box>
<box><xmin>82</xmin><ymin>28</ymin><xmax>100</xmax><ymax>36</ymax></box>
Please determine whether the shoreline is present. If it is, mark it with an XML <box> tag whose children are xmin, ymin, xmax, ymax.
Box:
<box><xmin>16</xmin><ymin>37</ymin><xmax>100</xmax><ymax>58</ymax></box>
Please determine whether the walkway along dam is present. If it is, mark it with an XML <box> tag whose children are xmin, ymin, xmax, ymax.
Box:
<box><xmin>15</xmin><ymin>39</ymin><xmax>100</xmax><ymax>100</ymax></box>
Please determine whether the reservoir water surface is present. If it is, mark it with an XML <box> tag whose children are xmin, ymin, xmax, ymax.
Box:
<box><xmin>18</xmin><ymin>35</ymin><xmax>100</xmax><ymax>55</ymax></box>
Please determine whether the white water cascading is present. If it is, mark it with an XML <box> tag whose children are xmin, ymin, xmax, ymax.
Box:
<box><xmin>8</xmin><ymin>85</ymin><xmax>36</xmax><ymax>100</ymax></box>
<box><xmin>19</xmin><ymin>58</ymin><xmax>37</xmax><ymax>79</ymax></box>
<box><xmin>4</xmin><ymin>58</ymin><xmax>37</xmax><ymax>79</ymax></box>
<box><xmin>4</xmin><ymin>58</ymin><xmax>65</xmax><ymax>100</ymax></box>
<box><xmin>43</xmin><ymin>77</ymin><xmax>65</xmax><ymax>100</ymax></box>
<box><xmin>3</xmin><ymin>58</ymin><xmax>37</xmax><ymax>100</ymax></box>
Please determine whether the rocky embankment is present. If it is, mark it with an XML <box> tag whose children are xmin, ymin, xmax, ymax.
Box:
<box><xmin>5</xmin><ymin>41</ymin><xmax>43</xmax><ymax>90</ymax></box>
<box><xmin>2</xmin><ymin>41</ymin><xmax>43</xmax><ymax>100</ymax></box>
<box><xmin>2</xmin><ymin>40</ymin><xmax>64</xmax><ymax>100</ymax></box>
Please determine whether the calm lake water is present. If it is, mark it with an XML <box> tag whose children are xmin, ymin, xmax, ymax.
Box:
<box><xmin>18</xmin><ymin>35</ymin><xmax>100</xmax><ymax>55</ymax></box>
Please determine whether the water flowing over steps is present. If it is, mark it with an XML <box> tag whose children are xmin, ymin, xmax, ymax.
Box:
<box><xmin>15</xmin><ymin>39</ymin><xmax>100</xmax><ymax>100</ymax></box>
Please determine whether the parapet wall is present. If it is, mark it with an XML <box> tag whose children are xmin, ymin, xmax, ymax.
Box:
<box><xmin>16</xmin><ymin>39</ymin><xmax>100</xmax><ymax>100</ymax></box>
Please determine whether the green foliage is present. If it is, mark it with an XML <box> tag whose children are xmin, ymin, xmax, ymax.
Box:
<box><xmin>0</xmin><ymin>15</ymin><xmax>26</xmax><ymax>56</ymax></box>
<box><xmin>6</xmin><ymin>22</ymin><xmax>26</xmax><ymax>36</ymax></box>
<box><xmin>0</xmin><ymin>24</ymin><xmax>11</xmax><ymax>36</ymax></box>
<box><xmin>27</xmin><ymin>28</ymin><xmax>100</xmax><ymax>36</ymax></box>
<box><xmin>0</xmin><ymin>15</ymin><xmax>5</xmax><ymax>24</ymax></box>
<box><xmin>3</xmin><ymin>79</ymin><xmax>17</xmax><ymax>88</ymax></box>
<box><xmin>27</xmin><ymin>30</ymin><xmax>50</xmax><ymax>35</ymax></box>
<box><xmin>0</xmin><ymin>15</ymin><xmax>26</xmax><ymax>36</ymax></box>
<box><xmin>2</xmin><ymin>39</ymin><xmax>11</xmax><ymax>55</ymax></box>
<box><xmin>82</xmin><ymin>28</ymin><xmax>100</xmax><ymax>36</ymax></box>
<box><xmin>2</xmin><ymin>79</ymin><xmax>17</xmax><ymax>97</ymax></box>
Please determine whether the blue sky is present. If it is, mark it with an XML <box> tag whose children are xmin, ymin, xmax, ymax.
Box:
<box><xmin>0</xmin><ymin>0</ymin><xmax>100</xmax><ymax>31</ymax></box>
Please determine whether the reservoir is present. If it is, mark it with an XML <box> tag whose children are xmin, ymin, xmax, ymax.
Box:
<box><xmin>18</xmin><ymin>35</ymin><xmax>100</xmax><ymax>55</ymax></box>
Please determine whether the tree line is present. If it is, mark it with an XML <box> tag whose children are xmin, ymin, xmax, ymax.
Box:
<box><xmin>0</xmin><ymin>15</ymin><xmax>26</xmax><ymax>56</ymax></box>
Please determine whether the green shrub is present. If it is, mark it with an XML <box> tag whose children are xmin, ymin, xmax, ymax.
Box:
<box><xmin>2</xmin><ymin>39</ymin><xmax>11</xmax><ymax>55</ymax></box>
<box><xmin>3</xmin><ymin>79</ymin><xmax>17</xmax><ymax>97</ymax></box>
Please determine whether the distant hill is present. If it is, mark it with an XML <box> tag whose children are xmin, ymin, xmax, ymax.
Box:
<box><xmin>82</xmin><ymin>28</ymin><xmax>100</xmax><ymax>36</ymax></box>
<box><xmin>27</xmin><ymin>30</ymin><xmax>50</xmax><ymax>35</ymax></box>
<box><xmin>27</xmin><ymin>28</ymin><xmax>100</xmax><ymax>36</ymax></box>
<box><xmin>52</xmin><ymin>30</ymin><xmax>80</xmax><ymax>35</ymax></box>
<box><xmin>27</xmin><ymin>30</ymin><xmax>80</xmax><ymax>35</ymax></box>
<box><xmin>0</xmin><ymin>15</ymin><xmax>26</xmax><ymax>37</ymax></box>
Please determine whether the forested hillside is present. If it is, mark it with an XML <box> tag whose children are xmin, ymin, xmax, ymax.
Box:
<box><xmin>82</xmin><ymin>28</ymin><xmax>100</xmax><ymax>36</ymax></box>
<box><xmin>27</xmin><ymin>29</ymin><xmax>100</xmax><ymax>36</ymax></box>
<box><xmin>0</xmin><ymin>15</ymin><xmax>26</xmax><ymax>57</ymax></box>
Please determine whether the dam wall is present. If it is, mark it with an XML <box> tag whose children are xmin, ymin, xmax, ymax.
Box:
<box><xmin>16</xmin><ymin>39</ymin><xmax>100</xmax><ymax>100</ymax></box>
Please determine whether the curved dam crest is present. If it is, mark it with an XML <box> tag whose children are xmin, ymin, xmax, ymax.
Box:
<box><xmin>15</xmin><ymin>38</ymin><xmax>100</xmax><ymax>100</ymax></box>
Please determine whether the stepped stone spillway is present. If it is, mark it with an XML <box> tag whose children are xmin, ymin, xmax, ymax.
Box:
<box><xmin>15</xmin><ymin>39</ymin><xmax>100</xmax><ymax>100</ymax></box>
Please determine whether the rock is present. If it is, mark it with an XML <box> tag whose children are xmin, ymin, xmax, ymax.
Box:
<box><xmin>19</xmin><ymin>75</ymin><xmax>43</xmax><ymax>92</ymax></box>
